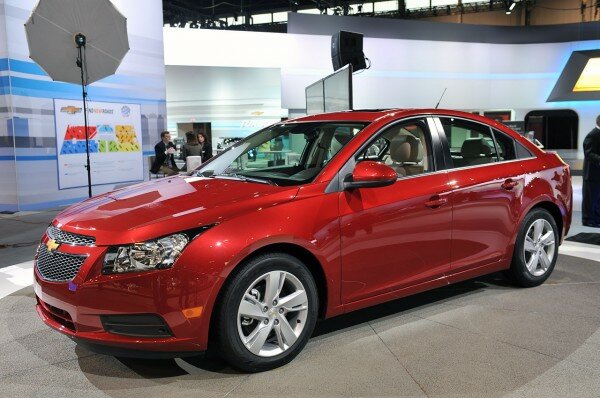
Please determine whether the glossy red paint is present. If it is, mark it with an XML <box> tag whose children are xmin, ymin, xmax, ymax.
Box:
<box><xmin>350</xmin><ymin>160</ymin><xmax>398</xmax><ymax>183</ymax></box>
<box><xmin>340</xmin><ymin>171</ymin><xmax>452</xmax><ymax>302</ymax></box>
<box><xmin>34</xmin><ymin>109</ymin><xmax>572</xmax><ymax>355</ymax></box>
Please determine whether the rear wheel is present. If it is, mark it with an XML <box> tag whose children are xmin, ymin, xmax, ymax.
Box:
<box><xmin>215</xmin><ymin>253</ymin><xmax>318</xmax><ymax>372</ymax></box>
<box><xmin>506</xmin><ymin>208</ymin><xmax>559</xmax><ymax>287</ymax></box>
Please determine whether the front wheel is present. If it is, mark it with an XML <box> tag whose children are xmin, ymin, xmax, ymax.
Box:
<box><xmin>506</xmin><ymin>208</ymin><xmax>559</xmax><ymax>287</ymax></box>
<box><xmin>215</xmin><ymin>253</ymin><xmax>318</xmax><ymax>372</ymax></box>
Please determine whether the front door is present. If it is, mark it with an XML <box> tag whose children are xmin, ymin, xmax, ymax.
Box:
<box><xmin>339</xmin><ymin>118</ymin><xmax>452</xmax><ymax>304</ymax></box>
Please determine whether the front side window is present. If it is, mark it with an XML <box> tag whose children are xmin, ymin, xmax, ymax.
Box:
<box><xmin>358</xmin><ymin>118</ymin><xmax>433</xmax><ymax>178</ymax></box>
<box><xmin>197</xmin><ymin>122</ymin><xmax>367</xmax><ymax>186</ymax></box>
<box><xmin>440</xmin><ymin>117</ymin><xmax>498</xmax><ymax>168</ymax></box>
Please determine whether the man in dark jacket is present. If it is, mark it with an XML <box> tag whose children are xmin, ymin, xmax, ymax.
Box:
<box><xmin>151</xmin><ymin>131</ymin><xmax>179</xmax><ymax>176</ymax></box>
<box><xmin>582</xmin><ymin>116</ymin><xmax>600</xmax><ymax>227</ymax></box>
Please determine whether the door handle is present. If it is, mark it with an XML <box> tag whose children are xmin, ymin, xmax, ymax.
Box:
<box><xmin>501</xmin><ymin>179</ymin><xmax>519</xmax><ymax>190</ymax></box>
<box><xmin>425</xmin><ymin>195</ymin><xmax>448</xmax><ymax>209</ymax></box>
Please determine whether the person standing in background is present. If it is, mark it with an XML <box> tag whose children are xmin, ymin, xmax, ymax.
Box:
<box><xmin>151</xmin><ymin>131</ymin><xmax>179</xmax><ymax>176</ymax></box>
<box><xmin>198</xmin><ymin>131</ymin><xmax>213</xmax><ymax>162</ymax></box>
<box><xmin>181</xmin><ymin>131</ymin><xmax>202</xmax><ymax>171</ymax></box>
<box><xmin>582</xmin><ymin>115</ymin><xmax>600</xmax><ymax>227</ymax></box>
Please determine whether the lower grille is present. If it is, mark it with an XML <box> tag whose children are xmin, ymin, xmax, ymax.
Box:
<box><xmin>35</xmin><ymin>244</ymin><xmax>87</xmax><ymax>282</ymax></box>
<box><xmin>37</xmin><ymin>296</ymin><xmax>76</xmax><ymax>331</ymax></box>
<box><xmin>100</xmin><ymin>314</ymin><xmax>173</xmax><ymax>337</ymax></box>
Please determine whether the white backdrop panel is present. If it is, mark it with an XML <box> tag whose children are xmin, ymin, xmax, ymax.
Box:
<box><xmin>163</xmin><ymin>27</ymin><xmax>600</xmax><ymax>149</ymax></box>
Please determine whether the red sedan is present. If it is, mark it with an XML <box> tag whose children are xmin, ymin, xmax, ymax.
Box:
<box><xmin>34</xmin><ymin>109</ymin><xmax>572</xmax><ymax>372</ymax></box>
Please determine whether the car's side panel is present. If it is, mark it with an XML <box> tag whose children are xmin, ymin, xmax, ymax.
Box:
<box><xmin>446</xmin><ymin>161</ymin><xmax>525</xmax><ymax>274</ymax></box>
<box><xmin>339</xmin><ymin>172</ymin><xmax>453</xmax><ymax>303</ymax></box>
<box><xmin>512</xmin><ymin>154</ymin><xmax>572</xmax><ymax>243</ymax></box>
<box><xmin>340</xmin><ymin>273</ymin><xmax>449</xmax><ymax>314</ymax></box>
<box><xmin>182</xmin><ymin>182</ymin><xmax>345</xmax><ymax>348</ymax></box>
<box><xmin>445</xmin><ymin>154</ymin><xmax>571</xmax><ymax>286</ymax></box>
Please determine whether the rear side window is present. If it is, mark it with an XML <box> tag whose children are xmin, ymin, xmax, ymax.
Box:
<box><xmin>440</xmin><ymin>117</ymin><xmax>498</xmax><ymax>168</ymax></box>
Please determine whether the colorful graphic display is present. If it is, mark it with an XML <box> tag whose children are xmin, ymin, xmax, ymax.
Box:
<box><xmin>60</xmin><ymin>126</ymin><xmax>98</xmax><ymax>154</ymax></box>
<box><xmin>54</xmin><ymin>99</ymin><xmax>143</xmax><ymax>189</ymax></box>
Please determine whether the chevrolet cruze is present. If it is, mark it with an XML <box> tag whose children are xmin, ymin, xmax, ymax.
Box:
<box><xmin>34</xmin><ymin>109</ymin><xmax>572</xmax><ymax>372</ymax></box>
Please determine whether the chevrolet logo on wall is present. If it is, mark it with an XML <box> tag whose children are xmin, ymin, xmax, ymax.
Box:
<box><xmin>46</xmin><ymin>239</ymin><xmax>60</xmax><ymax>253</ymax></box>
<box><xmin>60</xmin><ymin>106</ymin><xmax>82</xmax><ymax>114</ymax></box>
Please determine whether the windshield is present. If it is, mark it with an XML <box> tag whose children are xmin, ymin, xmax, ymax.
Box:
<box><xmin>196</xmin><ymin>122</ymin><xmax>367</xmax><ymax>186</ymax></box>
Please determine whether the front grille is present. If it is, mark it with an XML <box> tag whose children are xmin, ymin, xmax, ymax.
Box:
<box><xmin>47</xmin><ymin>225</ymin><xmax>95</xmax><ymax>246</ymax></box>
<box><xmin>35</xmin><ymin>244</ymin><xmax>87</xmax><ymax>282</ymax></box>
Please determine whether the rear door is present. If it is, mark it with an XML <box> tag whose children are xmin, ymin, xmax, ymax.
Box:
<box><xmin>433</xmin><ymin>116</ymin><xmax>525</xmax><ymax>279</ymax></box>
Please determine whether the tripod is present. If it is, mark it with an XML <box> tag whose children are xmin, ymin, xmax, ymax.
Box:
<box><xmin>75</xmin><ymin>33</ymin><xmax>92</xmax><ymax>198</ymax></box>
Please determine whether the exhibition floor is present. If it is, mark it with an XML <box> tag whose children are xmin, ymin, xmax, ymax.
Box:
<box><xmin>0</xmin><ymin>176</ymin><xmax>599</xmax><ymax>397</ymax></box>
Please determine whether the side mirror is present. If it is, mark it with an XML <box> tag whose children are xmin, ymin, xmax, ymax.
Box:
<box><xmin>343</xmin><ymin>161</ymin><xmax>397</xmax><ymax>190</ymax></box>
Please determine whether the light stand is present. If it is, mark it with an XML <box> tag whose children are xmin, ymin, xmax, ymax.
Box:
<box><xmin>75</xmin><ymin>33</ymin><xmax>92</xmax><ymax>198</ymax></box>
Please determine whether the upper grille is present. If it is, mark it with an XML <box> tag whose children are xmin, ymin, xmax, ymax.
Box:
<box><xmin>35</xmin><ymin>244</ymin><xmax>87</xmax><ymax>282</ymax></box>
<box><xmin>46</xmin><ymin>225</ymin><xmax>95</xmax><ymax>246</ymax></box>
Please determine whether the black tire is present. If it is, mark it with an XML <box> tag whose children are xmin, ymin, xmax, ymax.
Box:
<box><xmin>505</xmin><ymin>208</ymin><xmax>559</xmax><ymax>287</ymax></box>
<box><xmin>215</xmin><ymin>252</ymin><xmax>318</xmax><ymax>372</ymax></box>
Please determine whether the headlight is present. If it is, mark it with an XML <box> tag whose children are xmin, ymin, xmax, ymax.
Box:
<box><xmin>103</xmin><ymin>233</ymin><xmax>189</xmax><ymax>274</ymax></box>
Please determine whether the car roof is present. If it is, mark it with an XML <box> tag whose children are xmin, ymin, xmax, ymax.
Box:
<box><xmin>284</xmin><ymin>108</ymin><xmax>536</xmax><ymax>153</ymax></box>
<box><xmin>286</xmin><ymin>109</ymin><xmax>502</xmax><ymax>125</ymax></box>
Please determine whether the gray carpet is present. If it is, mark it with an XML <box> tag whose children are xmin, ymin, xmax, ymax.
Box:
<box><xmin>1</xmin><ymin>254</ymin><xmax>599</xmax><ymax>397</ymax></box>
<box><xmin>0</xmin><ymin>209</ymin><xmax>59</xmax><ymax>268</ymax></box>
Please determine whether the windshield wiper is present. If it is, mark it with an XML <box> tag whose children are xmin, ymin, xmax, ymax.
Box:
<box><xmin>211</xmin><ymin>173</ymin><xmax>276</xmax><ymax>185</ymax></box>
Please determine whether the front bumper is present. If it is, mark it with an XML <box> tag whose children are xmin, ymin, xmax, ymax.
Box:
<box><xmin>33</xmin><ymin>235</ymin><xmax>218</xmax><ymax>355</ymax></box>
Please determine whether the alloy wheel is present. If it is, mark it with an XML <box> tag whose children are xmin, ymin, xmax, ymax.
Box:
<box><xmin>523</xmin><ymin>219</ymin><xmax>555</xmax><ymax>277</ymax></box>
<box><xmin>237</xmin><ymin>270</ymin><xmax>309</xmax><ymax>357</ymax></box>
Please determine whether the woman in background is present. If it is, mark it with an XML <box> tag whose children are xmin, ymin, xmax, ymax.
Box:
<box><xmin>198</xmin><ymin>131</ymin><xmax>213</xmax><ymax>162</ymax></box>
<box><xmin>181</xmin><ymin>131</ymin><xmax>202</xmax><ymax>171</ymax></box>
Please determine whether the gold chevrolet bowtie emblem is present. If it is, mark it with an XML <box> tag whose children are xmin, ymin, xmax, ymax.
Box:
<box><xmin>46</xmin><ymin>239</ymin><xmax>60</xmax><ymax>253</ymax></box>
<box><xmin>60</xmin><ymin>105</ymin><xmax>82</xmax><ymax>114</ymax></box>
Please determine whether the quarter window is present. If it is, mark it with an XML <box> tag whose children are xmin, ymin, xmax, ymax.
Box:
<box><xmin>516</xmin><ymin>141</ymin><xmax>534</xmax><ymax>159</ymax></box>
<box><xmin>492</xmin><ymin>129</ymin><xmax>517</xmax><ymax>161</ymax></box>
<box><xmin>358</xmin><ymin>118</ymin><xmax>433</xmax><ymax>178</ymax></box>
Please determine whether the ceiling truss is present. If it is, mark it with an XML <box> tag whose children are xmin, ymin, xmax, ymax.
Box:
<box><xmin>163</xmin><ymin>1</ymin><xmax>533</xmax><ymax>32</ymax></box>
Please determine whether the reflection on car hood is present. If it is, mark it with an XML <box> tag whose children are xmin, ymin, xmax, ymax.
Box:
<box><xmin>54</xmin><ymin>176</ymin><xmax>299</xmax><ymax>245</ymax></box>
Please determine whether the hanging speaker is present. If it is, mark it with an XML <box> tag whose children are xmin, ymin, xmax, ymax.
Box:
<box><xmin>331</xmin><ymin>31</ymin><xmax>366</xmax><ymax>72</ymax></box>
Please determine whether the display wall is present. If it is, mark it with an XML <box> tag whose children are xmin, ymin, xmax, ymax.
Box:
<box><xmin>285</xmin><ymin>13</ymin><xmax>600</xmax><ymax>151</ymax></box>
<box><xmin>164</xmin><ymin>15</ymin><xmax>600</xmax><ymax>154</ymax></box>
<box><xmin>0</xmin><ymin>0</ymin><xmax>166</xmax><ymax>212</ymax></box>
<box><xmin>0</xmin><ymin>2</ymin><xmax>18</xmax><ymax>211</ymax></box>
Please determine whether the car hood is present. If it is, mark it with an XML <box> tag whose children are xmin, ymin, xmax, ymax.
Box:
<box><xmin>54</xmin><ymin>176</ymin><xmax>299</xmax><ymax>245</ymax></box>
